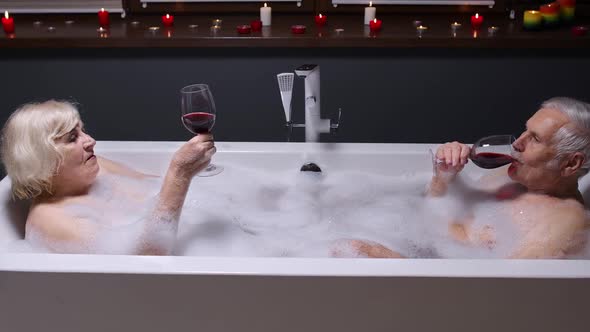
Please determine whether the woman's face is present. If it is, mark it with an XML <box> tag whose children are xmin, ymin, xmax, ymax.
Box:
<box><xmin>52</xmin><ymin>122</ymin><xmax>99</xmax><ymax>195</ymax></box>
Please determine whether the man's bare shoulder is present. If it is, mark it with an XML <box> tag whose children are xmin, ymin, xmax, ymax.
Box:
<box><xmin>522</xmin><ymin>193</ymin><xmax>586</xmax><ymax>228</ymax></box>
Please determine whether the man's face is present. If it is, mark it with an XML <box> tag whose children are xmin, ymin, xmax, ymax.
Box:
<box><xmin>509</xmin><ymin>107</ymin><xmax>570</xmax><ymax>190</ymax></box>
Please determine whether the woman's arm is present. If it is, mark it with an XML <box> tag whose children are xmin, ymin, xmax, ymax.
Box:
<box><xmin>26</xmin><ymin>205</ymin><xmax>99</xmax><ymax>254</ymax></box>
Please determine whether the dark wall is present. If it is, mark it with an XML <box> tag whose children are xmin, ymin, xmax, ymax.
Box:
<box><xmin>1</xmin><ymin>48</ymin><xmax>589</xmax><ymax>145</ymax></box>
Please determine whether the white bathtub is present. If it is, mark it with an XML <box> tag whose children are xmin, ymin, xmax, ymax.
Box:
<box><xmin>1</xmin><ymin>141</ymin><xmax>589</xmax><ymax>332</ymax></box>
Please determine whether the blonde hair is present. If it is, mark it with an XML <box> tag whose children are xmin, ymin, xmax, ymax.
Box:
<box><xmin>1</xmin><ymin>100</ymin><xmax>81</xmax><ymax>199</ymax></box>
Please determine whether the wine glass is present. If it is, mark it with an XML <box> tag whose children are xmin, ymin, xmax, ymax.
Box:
<box><xmin>469</xmin><ymin>134</ymin><xmax>516</xmax><ymax>169</ymax></box>
<box><xmin>180</xmin><ymin>83</ymin><xmax>223</xmax><ymax>176</ymax></box>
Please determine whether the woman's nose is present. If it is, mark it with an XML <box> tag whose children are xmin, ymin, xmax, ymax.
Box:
<box><xmin>83</xmin><ymin>133</ymin><xmax>96</xmax><ymax>149</ymax></box>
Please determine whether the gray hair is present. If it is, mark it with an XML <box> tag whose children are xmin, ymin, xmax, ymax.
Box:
<box><xmin>544</xmin><ymin>97</ymin><xmax>590</xmax><ymax>177</ymax></box>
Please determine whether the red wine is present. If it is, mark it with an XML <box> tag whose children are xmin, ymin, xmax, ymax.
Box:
<box><xmin>470</xmin><ymin>152</ymin><xmax>513</xmax><ymax>169</ymax></box>
<box><xmin>182</xmin><ymin>112</ymin><xmax>215</xmax><ymax>134</ymax></box>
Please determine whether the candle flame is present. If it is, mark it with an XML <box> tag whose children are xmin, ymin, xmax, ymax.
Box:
<box><xmin>475</xmin><ymin>13</ymin><xmax>479</xmax><ymax>18</ymax></box>
<box><xmin>4</xmin><ymin>11</ymin><xmax>8</xmax><ymax>19</ymax></box>
<box><xmin>319</xmin><ymin>14</ymin><xmax>322</xmax><ymax>18</ymax></box>
<box><xmin>369</xmin><ymin>1</ymin><xmax>372</xmax><ymax>6</ymax></box>
<box><xmin>166</xmin><ymin>14</ymin><xmax>170</xmax><ymax>19</ymax></box>
<box><xmin>100</xmin><ymin>8</ymin><xmax>104</xmax><ymax>12</ymax></box>
<box><xmin>373</xmin><ymin>18</ymin><xmax>377</xmax><ymax>23</ymax></box>
<box><xmin>264</xmin><ymin>3</ymin><xmax>267</xmax><ymax>7</ymax></box>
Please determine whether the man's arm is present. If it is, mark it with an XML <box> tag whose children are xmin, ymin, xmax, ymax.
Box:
<box><xmin>426</xmin><ymin>142</ymin><xmax>471</xmax><ymax>197</ymax></box>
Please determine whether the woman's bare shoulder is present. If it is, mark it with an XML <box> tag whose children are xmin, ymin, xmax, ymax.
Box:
<box><xmin>97</xmin><ymin>156</ymin><xmax>159</xmax><ymax>179</ymax></box>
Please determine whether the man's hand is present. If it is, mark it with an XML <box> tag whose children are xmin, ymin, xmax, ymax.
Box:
<box><xmin>427</xmin><ymin>141</ymin><xmax>471</xmax><ymax>196</ymax></box>
<box><xmin>435</xmin><ymin>141</ymin><xmax>471</xmax><ymax>177</ymax></box>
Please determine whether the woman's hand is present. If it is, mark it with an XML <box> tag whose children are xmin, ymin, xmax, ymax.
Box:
<box><xmin>170</xmin><ymin>134</ymin><xmax>216</xmax><ymax>179</ymax></box>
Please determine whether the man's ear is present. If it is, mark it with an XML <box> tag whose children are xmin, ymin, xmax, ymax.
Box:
<box><xmin>562</xmin><ymin>152</ymin><xmax>585</xmax><ymax>177</ymax></box>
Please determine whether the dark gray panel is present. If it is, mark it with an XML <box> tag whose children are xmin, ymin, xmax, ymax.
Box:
<box><xmin>0</xmin><ymin>48</ymin><xmax>588</xmax><ymax>145</ymax></box>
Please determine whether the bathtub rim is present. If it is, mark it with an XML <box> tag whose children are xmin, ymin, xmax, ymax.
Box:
<box><xmin>93</xmin><ymin>140</ymin><xmax>443</xmax><ymax>155</ymax></box>
<box><xmin>2</xmin><ymin>141</ymin><xmax>589</xmax><ymax>279</ymax></box>
<box><xmin>1</xmin><ymin>253</ymin><xmax>590</xmax><ymax>278</ymax></box>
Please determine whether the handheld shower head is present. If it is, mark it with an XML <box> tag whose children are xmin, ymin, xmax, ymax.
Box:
<box><xmin>277</xmin><ymin>73</ymin><xmax>294</xmax><ymax>123</ymax></box>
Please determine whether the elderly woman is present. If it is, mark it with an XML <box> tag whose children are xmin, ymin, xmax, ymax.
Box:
<box><xmin>1</xmin><ymin>100</ymin><xmax>215</xmax><ymax>255</ymax></box>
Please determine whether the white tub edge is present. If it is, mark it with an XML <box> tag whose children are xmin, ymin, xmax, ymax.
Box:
<box><xmin>1</xmin><ymin>254</ymin><xmax>589</xmax><ymax>278</ymax></box>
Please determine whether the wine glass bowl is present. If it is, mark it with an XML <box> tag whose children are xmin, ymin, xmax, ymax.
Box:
<box><xmin>180</xmin><ymin>83</ymin><xmax>223</xmax><ymax>176</ymax></box>
<box><xmin>469</xmin><ymin>134</ymin><xmax>516</xmax><ymax>169</ymax></box>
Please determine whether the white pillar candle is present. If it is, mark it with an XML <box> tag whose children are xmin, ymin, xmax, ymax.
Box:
<box><xmin>260</xmin><ymin>2</ymin><xmax>272</xmax><ymax>26</ymax></box>
<box><xmin>364</xmin><ymin>1</ymin><xmax>376</xmax><ymax>25</ymax></box>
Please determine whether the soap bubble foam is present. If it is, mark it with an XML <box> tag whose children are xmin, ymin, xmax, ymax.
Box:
<box><xmin>3</xmin><ymin>161</ymin><xmax>588</xmax><ymax>259</ymax></box>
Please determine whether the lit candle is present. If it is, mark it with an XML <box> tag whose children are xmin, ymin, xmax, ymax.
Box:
<box><xmin>558</xmin><ymin>0</ymin><xmax>576</xmax><ymax>22</ymax></box>
<box><xmin>369</xmin><ymin>18</ymin><xmax>382</xmax><ymax>32</ymax></box>
<box><xmin>540</xmin><ymin>2</ymin><xmax>560</xmax><ymax>27</ymax></box>
<box><xmin>98</xmin><ymin>8</ymin><xmax>109</xmax><ymax>28</ymax></box>
<box><xmin>416</xmin><ymin>25</ymin><xmax>428</xmax><ymax>37</ymax></box>
<box><xmin>237</xmin><ymin>25</ymin><xmax>251</xmax><ymax>34</ymax></box>
<box><xmin>315</xmin><ymin>13</ymin><xmax>327</xmax><ymax>27</ymax></box>
<box><xmin>450</xmin><ymin>22</ymin><xmax>462</xmax><ymax>31</ymax></box>
<box><xmin>291</xmin><ymin>25</ymin><xmax>306</xmax><ymax>34</ymax></box>
<box><xmin>97</xmin><ymin>27</ymin><xmax>109</xmax><ymax>38</ymax></box>
<box><xmin>364</xmin><ymin>1</ymin><xmax>376</xmax><ymax>25</ymax></box>
<box><xmin>251</xmin><ymin>19</ymin><xmax>262</xmax><ymax>31</ymax></box>
<box><xmin>470</xmin><ymin>13</ymin><xmax>484</xmax><ymax>30</ymax></box>
<box><xmin>523</xmin><ymin>10</ymin><xmax>542</xmax><ymax>30</ymax></box>
<box><xmin>2</xmin><ymin>11</ymin><xmax>14</xmax><ymax>34</ymax></box>
<box><xmin>162</xmin><ymin>14</ymin><xmax>174</xmax><ymax>27</ymax></box>
<box><xmin>571</xmin><ymin>25</ymin><xmax>587</xmax><ymax>36</ymax></box>
<box><xmin>260</xmin><ymin>3</ymin><xmax>272</xmax><ymax>26</ymax></box>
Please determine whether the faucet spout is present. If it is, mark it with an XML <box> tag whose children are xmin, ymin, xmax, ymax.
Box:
<box><xmin>295</xmin><ymin>64</ymin><xmax>331</xmax><ymax>142</ymax></box>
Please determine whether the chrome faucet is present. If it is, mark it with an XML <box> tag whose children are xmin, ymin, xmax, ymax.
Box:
<box><xmin>278</xmin><ymin>64</ymin><xmax>340</xmax><ymax>142</ymax></box>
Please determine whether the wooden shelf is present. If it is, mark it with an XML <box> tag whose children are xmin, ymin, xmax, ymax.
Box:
<box><xmin>0</xmin><ymin>14</ymin><xmax>588</xmax><ymax>48</ymax></box>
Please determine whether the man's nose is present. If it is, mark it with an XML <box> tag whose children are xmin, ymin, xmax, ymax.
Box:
<box><xmin>512</xmin><ymin>134</ymin><xmax>525</xmax><ymax>152</ymax></box>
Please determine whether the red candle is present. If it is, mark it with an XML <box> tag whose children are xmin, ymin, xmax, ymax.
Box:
<box><xmin>540</xmin><ymin>2</ymin><xmax>560</xmax><ymax>14</ymax></box>
<box><xmin>369</xmin><ymin>18</ymin><xmax>382</xmax><ymax>32</ymax></box>
<box><xmin>572</xmin><ymin>25</ymin><xmax>588</xmax><ymax>36</ymax></box>
<box><xmin>470</xmin><ymin>13</ymin><xmax>484</xmax><ymax>30</ymax></box>
<box><xmin>237</xmin><ymin>25</ymin><xmax>251</xmax><ymax>34</ymax></box>
<box><xmin>251</xmin><ymin>20</ymin><xmax>262</xmax><ymax>31</ymax></box>
<box><xmin>315</xmin><ymin>13</ymin><xmax>327</xmax><ymax>27</ymax></box>
<box><xmin>291</xmin><ymin>25</ymin><xmax>306</xmax><ymax>34</ymax></box>
<box><xmin>162</xmin><ymin>14</ymin><xmax>174</xmax><ymax>27</ymax></box>
<box><xmin>98</xmin><ymin>8</ymin><xmax>109</xmax><ymax>28</ymax></box>
<box><xmin>2</xmin><ymin>11</ymin><xmax>15</xmax><ymax>34</ymax></box>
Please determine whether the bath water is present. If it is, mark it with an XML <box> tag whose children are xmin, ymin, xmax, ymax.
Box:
<box><xmin>3</xmin><ymin>162</ymin><xmax>588</xmax><ymax>258</ymax></box>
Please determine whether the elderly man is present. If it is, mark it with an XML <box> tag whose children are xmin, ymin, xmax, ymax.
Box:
<box><xmin>343</xmin><ymin>97</ymin><xmax>589</xmax><ymax>259</ymax></box>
